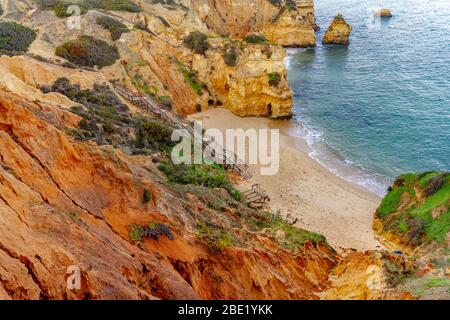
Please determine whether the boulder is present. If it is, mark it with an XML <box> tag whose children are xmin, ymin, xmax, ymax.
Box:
<box><xmin>375</xmin><ymin>8</ymin><xmax>393</xmax><ymax>17</ymax></box>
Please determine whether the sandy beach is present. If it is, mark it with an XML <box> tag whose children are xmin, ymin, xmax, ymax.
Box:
<box><xmin>191</xmin><ymin>108</ymin><xmax>382</xmax><ymax>251</ymax></box>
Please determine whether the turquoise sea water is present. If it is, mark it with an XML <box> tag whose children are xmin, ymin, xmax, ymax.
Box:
<box><xmin>286</xmin><ymin>0</ymin><xmax>450</xmax><ymax>195</ymax></box>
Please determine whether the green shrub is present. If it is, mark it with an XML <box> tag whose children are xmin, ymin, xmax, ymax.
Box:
<box><xmin>96</xmin><ymin>15</ymin><xmax>129</xmax><ymax>41</ymax></box>
<box><xmin>134</xmin><ymin>120</ymin><xmax>175</xmax><ymax>151</ymax></box>
<box><xmin>398</xmin><ymin>221</ymin><xmax>409</xmax><ymax>233</ymax></box>
<box><xmin>413</xmin><ymin>277</ymin><xmax>450</xmax><ymax>296</ymax></box>
<box><xmin>267</xmin><ymin>72</ymin><xmax>282</xmax><ymax>87</ymax></box>
<box><xmin>335</xmin><ymin>13</ymin><xmax>345</xmax><ymax>21</ymax></box>
<box><xmin>195</xmin><ymin>221</ymin><xmax>233</xmax><ymax>252</ymax></box>
<box><xmin>253</xmin><ymin>211</ymin><xmax>329</xmax><ymax>250</ymax></box>
<box><xmin>55</xmin><ymin>35</ymin><xmax>120</xmax><ymax>68</ymax></box>
<box><xmin>92</xmin><ymin>0</ymin><xmax>142</xmax><ymax>12</ymax></box>
<box><xmin>178</xmin><ymin>62</ymin><xmax>205</xmax><ymax>95</ymax></box>
<box><xmin>44</xmin><ymin>77</ymin><xmax>135</xmax><ymax>148</ymax></box>
<box><xmin>244</xmin><ymin>34</ymin><xmax>268</xmax><ymax>44</ymax></box>
<box><xmin>425</xmin><ymin>211</ymin><xmax>449</xmax><ymax>243</ymax></box>
<box><xmin>285</xmin><ymin>0</ymin><xmax>297</xmax><ymax>11</ymax></box>
<box><xmin>223</xmin><ymin>45</ymin><xmax>238</xmax><ymax>67</ymax></box>
<box><xmin>69</xmin><ymin>211</ymin><xmax>79</xmax><ymax>222</ymax></box>
<box><xmin>129</xmin><ymin>222</ymin><xmax>174</xmax><ymax>243</ymax></box>
<box><xmin>229</xmin><ymin>189</ymin><xmax>242</xmax><ymax>202</ymax></box>
<box><xmin>157</xmin><ymin>16</ymin><xmax>170</xmax><ymax>28</ymax></box>
<box><xmin>133</xmin><ymin>20</ymin><xmax>154</xmax><ymax>35</ymax></box>
<box><xmin>129</xmin><ymin>224</ymin><xmax>144</xmax><ymax>242</ymax></box>
<box><xmin>34</xmin><ymin>0</ymin><xmax>141</xmax><ymax>13</ymax></box>
<box><xmin>158</xmin><ymin>160</ymin><xmax>231</xmax><ymax>189</ymax></box>
<box><xmin>266</xmin><ymin>0</ymin><xmax>282</xmax><ymax>7</ymax></box>
<box><xmin>0</xmin><ymin>4</ymin><xmax>3</xmax><ymax>16</ymax></box>
<box><xmin>53</xmin><ymin>1</ymin><xmax>88</xmax><ymax>18</ymax></box>
<box><xmin>183</xmin><ymin>31</ymin><xmax>209</xmax><ymax>55</ymax></box>
<box><xmin>0</xmin><ymin>21</ymin><xmax>37</xmax><ymax>55</ymax></box>
<box><xmin>143</xmin><ymin>188</ymin><xmax>152</xmax><ymax>203</ymax></box>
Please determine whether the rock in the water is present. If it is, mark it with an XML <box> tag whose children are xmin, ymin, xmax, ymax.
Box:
<box><xmin>322</xmin><ymin>14</ymin><xmax>352</xmax><ymax>45</ymax></box>
<box><xmin>375</xmin><ymin>8</ymin><xmax>393</xmax><ymax>17</ymax></box>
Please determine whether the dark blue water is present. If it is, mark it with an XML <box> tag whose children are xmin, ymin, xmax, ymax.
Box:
<box><xmin>286</xmin><ymin>0</ymin><xmax>450</xmax><ymax>195</ymax></box>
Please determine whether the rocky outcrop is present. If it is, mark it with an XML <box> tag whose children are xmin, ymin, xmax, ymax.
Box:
<box><xmin>322</xmin><ymin>251</ymin><xmax>416</xmax><ymax>300</ymax></box>
<box><xmin>375</xmin><ymin>9</ymin><xmax>393</xmax><ymax>17</ymax></box>
<box><xmin>190</xmin><ymin>39</ymin><xmax>293</xmax><ymax>118</ymax></box>
<box><xmin>193</xmin><ymin>0</ymin><xmax>318</xmax><ymax>47</ymax></box>
<box><xmin>322</xmin><ymin>14</ymin><xmax>352</xmax><ymax>45</ymax></box>
<box><xmin>373</xmin><ymin>173</ymin><xmax>450</xmax><ymax>300</ymax></box>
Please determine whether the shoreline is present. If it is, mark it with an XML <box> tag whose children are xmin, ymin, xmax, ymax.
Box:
<box><xmin>191</xmin><ymin>108</ymin><xmax>382</xmax><ymax>251</ymax></box>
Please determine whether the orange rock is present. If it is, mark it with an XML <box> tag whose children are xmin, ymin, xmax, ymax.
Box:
<box><xmin>0</xmin><ymin>89</ymin><xmax>338</xmax><ymax>299</ymax></box>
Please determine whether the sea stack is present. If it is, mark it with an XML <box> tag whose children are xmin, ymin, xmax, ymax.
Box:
<box><xmin>322</xmin><ymin>13</ymin><xmax>352</xmax><ymax>45</ymax></box>
<box><xmin>375</xmin><ymin>8</ymin><xmax>393</xmax><ymax>17</ymax></box>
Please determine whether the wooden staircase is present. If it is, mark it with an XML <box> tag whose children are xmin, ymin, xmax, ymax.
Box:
<box><xmin>113</xmin><ymin>85</ymin><xmax>253</xmax><ymax>180</ymax></box>
<box><xmin>242</xmin><ymin>184</ymin><xmax>271</xmax><ymax>207</ymax></box>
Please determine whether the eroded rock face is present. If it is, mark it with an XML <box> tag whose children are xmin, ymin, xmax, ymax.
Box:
<box><xmin>322</xmin><ymin>14</ymin><xmax>352</xmax><ymax>45</ymax></box>
<box><xmin>322</xmin><ymin>251</ymin><xmax>417</xmax><ymax>300</ymax></box>
<box><xmin>0</xmin><ymin>89</ymin><xmax>337</xmax><ymax>299</ymax></box>
<box><xmin>191</xmin><ymin>40</ymin><xmax>293</xmax><ymax>118</ymax></box>
<box><xmin>193</xmin><ymin>0</ymin><xmax>317</xmax><ymax>47</ymax></box>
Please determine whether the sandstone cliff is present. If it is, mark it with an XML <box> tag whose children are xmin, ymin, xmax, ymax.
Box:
<box><xmin>193</xmin><ymin>0</ymin><xmax>318</xmax><ymax>47</ymax></box>
<box><xmin>0</xmin><ymin>85</ymin><xmax>338</xmax><ymax>299</ymax></box>
<box><xmin>0</xmin><ymin>0</ymin><xmax>306</xmax><ymax>118</ymax></box>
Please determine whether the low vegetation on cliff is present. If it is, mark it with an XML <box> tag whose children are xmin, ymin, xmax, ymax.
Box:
<box><xmin>222</xmin><ymin>44</ymin><xmax>239</xmax><ymax>67</ymax></box>
<box><xmin>183</xmin><ymin>31</ymin><xmax>209</xmax><ymax>55</ymax></box>
<box><xmin>96</xmin><ymin>15</ymin><xmax>130</xmax><ymax>41</ymax></box>
<box><xmin>253</xmin><ymin>211</ymin><xmax>330</xmax><ymax>251</ymax></box>
<box><xmin>268</xmin><ymin>72</ymin><xmax>282</xmax><ymax>87</ymax></box>
<box><xmin>177</xmin><ymin>61</ymin><xmax>206</xmax><ymax>96</ymax></box>
<box><xmin>34</xmin><ymin>0</ymin><xmax>142</xmax><ymax>16</ymax></box>
<box><xmin>244</xmin><ymin>33</ymin><xmax>269</xmax><ymax>44</ymax></box>
<box><xmin>376</xmin><ymin>172</ymin><xmax>450</xmax><ymax>246</ymax></box>
<box><xmin>158</xmin><ymin>161</ymin><xmax>231</xmax><ymax>189</ymax></box>
<box><xmin>55</xmin><ymin>35</ymin><xmax>120</xmax><ymax>68</ymax></box>
<box><xmin>0</xmin><ymin>21</ymin><xmax>37</xmax><ymax>55</ymax></box>
<box><xmin>42</xmin><ymin>78</ymin><xmax>175</xmax><ymax>154</ymax></box>
<box><xmin>129</xmin><ymin>222</ymin><xmax>174</xmax><ymax>243</ymax></box>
